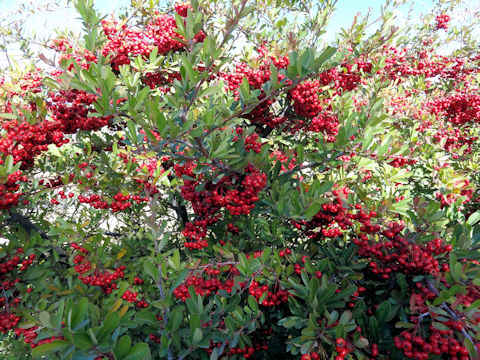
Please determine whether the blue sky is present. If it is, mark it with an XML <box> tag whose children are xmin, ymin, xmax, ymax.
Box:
<box><xmin>2</xmin><ymin>0</ymin><xmax>438</xmax><ymax>41</ymax></box>
<box><xmin>0</xmin><ymin>0</ymin><xmax>475</xmax><ymax>68</ymax></box>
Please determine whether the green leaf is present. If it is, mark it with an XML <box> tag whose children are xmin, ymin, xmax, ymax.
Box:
<box><xmin>134</xmin><ymin>311</ymin><xmax>158</xmax><ymax>327</ymax></box>
<box><xmin>432</xmin><ymin>322</ymin><xmax>449</xmax><ymax>331</ymax></box>
<box><xmin>126</xmin><ymin>120</ymin><xmax>138</xmax><ymax>144</ymax></box>
<box><xmin>169</xmin><ymin>307</ymin><xmax>183</xmax><ymax>331</ymax></box>
<box><xmin>192</xmin><ymin>328</ymin><xmax>203</xmax><ymax>344</ymax></box>
<box><xmin>0</xmin><ymin>113</ymin><xmax>17</xmax><ymax>120</ymax></box>
<box><xmin>134</xmin><ymin>87</ymin><xmax>150</xmax><ymax>111</ymax></box>
<box><xmin>304</xmin><ymin>203</ymin><xmax>321</xmax><ymax>218</ymax></box>
<box><xmin>39</xmin><ymin>311</ymin><xmax>51</xmax><ymax>328</ymax></box>
<box><xmin>169</xmin><ymin>268</ymin><xmax>189</xmax><ymax>293</ymax></box>
<box><xmin>113</xmin><ymin>335</ymin><xmax>132</xmax><ymax>359</ymax></box>
<box><xmin>31</xmin><ymin>340</ymin><xmax>70</xmax><ymax>357</ymax></box>
<box><xmin>124</xmin><ymin>343</ymin><xmax>151</xmax><ymax>360</ymax></box>
<box><xmin>467</xmin><ymin>211</ymin><xmax>480</xmax><ymax>226</ymax></box>
<box><xmin>395</xmin><ymin>322</ymin><xmax>415</xmax><ymax>329</ymax></box>
<box><xmin>339</xmin><ymin>311</ymin><xmax>352</xmax><ymax>325</ymax></box>
<box><xmin>98</xmin><ymin>311</ymin><xmax>119</xmax><ymax>342</ymax></box>
<box><xmin>315</xmin><ymin>46</ymin><xmax>337</xmax><ymax>68</ymax></box>
<box><xmin>368</xmin><ymin>316</ymin><xmax>379</xmax><ymax>342</ymax></box>
<box><xmin>238</xmin><ymin>253</ymin><xmax>248</xmax><ymax>276</ymax></box>
<box><xmin>375</xmin><ymin>301</ymin><xmax>391</xmax><ymax>323</ymax></box>
<box><xmin>248</xmin><ymin>295</ymin><xmax>259</xmax><ymax>312</ymax></box>
<box><xmin>396</xmin><ymin>273</ymin><xmax>407</xmax><ymax>296</ymax></box>
<box><xmin>278</xmin><ymin>316</ymin><xmax>305</xmax><ymax>329</ymax></box>
<box><xmin>72</xmin><ymin>332</ymin><xmax>93</xmax><ymax>350</ymax></box>
<box><xmin>70</xmin><ymin>297</ymin><xmax>89</xmax><ymax>331</ymax></box>
<box><xmin>144</xmin><ymin>261</ymin><xmax>159</xmax><ymax>281</ymax></box>
<box><xmin>464</xmin><ymin>337</ymin><xmax>478</xmax><ymax>359</ymax></box>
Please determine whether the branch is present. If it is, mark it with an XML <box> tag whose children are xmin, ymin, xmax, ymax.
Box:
<box><xmin>145</xmin><ymin>190</ymin><xmax>173</xmax><ymax>360</ymax></box>
<box><xmin>426</xmin><ymin>280</ymin><xmax>476</xmax><ymax>345</ymax></box>
<box><xmin>6</xmin><ymin>211</ymin><xmax>49</xmax><ymax>240</ymax></box>
<box><xmin>281</xmin><ymin>151</ymin><xmax>344</xmax><ymax>177</ymax></box>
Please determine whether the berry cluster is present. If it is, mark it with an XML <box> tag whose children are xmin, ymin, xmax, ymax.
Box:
<box><xmin>207</xmin><ymin>337</ymin><xmax>269</xmax><ymax>359</ymax></box>
<box><xmin>120</xmin><ymin>276</ymin><xmax>148</xmax><ymax>307</ymax></box>
<box><xmin>394</xmin><ymin>329</ymin><xmax>469</xmax><ymax>359</ymax></box>
<box><xmin>77</xmin><ymin>266</ymin><xmax>126</xmax><ymax>294</ymax></box>
<box><xmin>0</xmin><ymin>248</ymin><xmax>36</xmax><ymax>334</ymax></box>
<box><xmin>221</xmin><ymin>49</ymin><xmax>289</xmax><ymax>128</ymax></box>
<box><xmin>16</xmin><ymin>325</ymin><xmax>66</xmax><ymax>349</ymax></box>
<box><xmin>175</xmin><ymin>162</ymin><xmax>266</xmax><ymax>249</ymax></box>
<box><xmin>174</xmin><ymin>2</ymin><xmax>193</xmax><ymax>16</ymax></box>
<box><xmin>0</xmin><ymin>312</ymin><xmax>21</xmax><ymax>333</ymax></box>
<box><xmin>173</xmin><ymin>272</ymin><xmax>235</xmax><ymax>301</ymax></box>
<box><xmin>70</xmin><ymin>243</ymin><xmax>126</xmax><ymax>293</ymax></box>
<box><xmin>47</xmin><ymin>90</ymin><xmax>113</xmax><ymax>133</ymax></box>
<box><xmin>77</xmin><ymin>192</ymin><xmax>143</xmax><ymax>212</ymax></box>
<box><xmin>248</xmin><ymin>281</ymin><xmax>289</xmax><ymax>307</ymax></box>
<box><xmin>50</xmin><ymin>38</ymin><xmax>97</xmax><ymax>70</ymax></box>
<box><xmin>270</xmin><ymin>150</ymin><xmax>297</xmax><ymax>172</ymax></box>
<box><xmin>333</xmin><ymin>337</ymin><xmax>351</xmax><ymax>360</ymax></box>
<box><xmin>435</xmin><ymin>13</ymin><xmax>451</xmax><ymax>30</ymax></box>
<box><xmin>356</xmin><ymin>225</ymin><xmax>452</xmax><ymax>278</ymax></box>
<box><xmin>0</xmin><ymin>171</ymin><xmax>26</xmax><ymax>210</ymax></box>
<box><xmin>388</xmin><ymin>154</ymin><xmax>417</xmax><ymax>168</ymax></box>
<box><xmin>243</xmin><ymin>132</ymin><xmax>263</xmax><ymax>153</ymax></box>
<box><xmin>101</xmin><ymin>8</ymin><xmax>205</xmax><ymax>71</ymax></box>
<box><xmin>205</xmin><ymin>323</ymin><xmax>271</xmax><ymax>358</ymax></box>
<box><xmin>291</xmin><ymin>188</ymin><xmax>363</xmax><ymax>241</ymax></box>
<box><xmin>0</xmin><ymin>117</ymin><xmax>67</xmax><ymax>170</ymax></box>
<box><xmin>290</xmin><ymin>80</ymin><xmax>323</xmax><ymax>117</ymax></box>
<box><xmin>426</xmin><ymin>92</ymin><xmax>480</xmax><ymax>126</ymax></box>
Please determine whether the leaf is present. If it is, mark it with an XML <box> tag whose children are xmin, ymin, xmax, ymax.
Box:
<box><xmin>134</xmin><ymin>87</ymin><xmax>150</xmax><ymax>110</ymax></box>
<box><xmin>31</xmin><ymin>340</ymin><xmax>70</xmax><ymax>357</ymax></box>
<box><xmin>39</xmin><ymin>311</ymin><xmax>51</xmax><ymax>328</ymax></box>
<box><xmin>109</xmin><ymin>299</ymin><xmax>123</xmax><ymax>314</ymax></box>
<box><xmin>339</xmin><ymin>311</ymin><xmax>352</xmax><ymax>325</ymax></box>
<box><xmin>124</xmin><ymin>342</ymin><xmax>151</xmax><ymax>360</ymax></box>
<box><xmin>0</xmin><ymin>113</ymin><xmax>17</xmax><ymax>120</ymax></box>
<box><xmin>114</xmin><ymin>335</ymin><xmax>132</xmax><ymax>359</ymax></box>
<box><xmin>396</xmin><ymin>273</ymin><xmax>407</xmax><ymax>296</ymax></box>
<box><xmin>70</xmin><ymin>297</ymin><xmax>89</xmax><ymax>331</ymax></box>
<box><xmin>126</xmin><ymin>120</ymin><xmax>138</xmax><ymax>144</ymax></box>
<box><xmin>278</xmin><ymin>316</ymin><xmax>305</xmax><ymax>329</ymax></box>
<box><xmin>134</xmin><ymin>311</ymin><xmax>158</xmax><ymax>326</ymax></box>
<box><xmin>192</xmin><ymin>328</ymin><xmax>203</xmax><ymax>344</ymax></box>
<box><xmin>433</xmin><ymin>285</ymin><xmax>464</xmax><ymax>306</ymax></box>
<box><xmin>119</xmin><ymin>305</ymin><xmax>129</xmax><ymax>318</ymax></box>
<box><xmin>72</xmin><ymin>332</ymin><xmax>93</xmax><ymax>350</ymax></box>
<box><xmin>395</xmin><ymin>322</ymin><xmax>415</xmax><ymax>329</ymax></box>
<box><xmin>169</xmin><ymin>307</ymin><xmax>183</xmax><ymax>331</ymax></box>
<box><xmin>368</xmin><ymin>316</ymin><xmax>379</xmax><ymax>342</ymax></box>
<box><xmin>304</xmin><ymin>202</ymin><xmax>321</xmax><ymax>218</ymax></box>
<box><xmin>375</xmin><ymin>301</ymin><xmax>391</xmax><ymax>323</ymax></box>
<box><xmin>144</xmin><ymin>261</ymin><xmax>159</xmax><ymax>281</ymax></box>
<box><xmin>238</xmin><ymin>253</ymin><xmax>248</xmax><ymax>276</ymax></box>
<box><xmin>98</xmin><ymin>312</ymin><xmax>119</xmax><ymax>342</ymax></box>
<box><xmin>248</xmin><ymin>295</ymin><xmax>258</xmax><ymax>312</ymax></box>
<box><xmin>169</xmin><ymin>268</ymin><xmax>189</xmax><ymax>293</ymax></box>
<box><xmin>354</xmin><ymin>336</ymin><xmax>369</xmax><ymax>348</ymax></box>
<box><xmin>467</xmin><ymin>211</ymin><xmax>480</xmax><ymax>226</ymax></box>
<box><xmin>315</xmin><ymin>46</ymin><xmax>337</xmax><ymax>68</ymax></box>
<box><xmin>464</xmin><ymin>337</ymin><xmax>478</xmax><ymax>359</ymax></box>
<box><xmin>432</xmin><ymin>322</ymin><xmax>449</xmax><ymax>331</ymax></box>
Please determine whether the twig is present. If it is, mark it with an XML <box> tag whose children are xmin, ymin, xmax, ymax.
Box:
<box><xmin>426</xmin><ymin>280</ymin><xmax>476</xmax><ymax>345</ymax></box>
<box><xmin>145</xmin><ymin>189</ymin><xmax>173</xmax><ymax>360</ymax></box>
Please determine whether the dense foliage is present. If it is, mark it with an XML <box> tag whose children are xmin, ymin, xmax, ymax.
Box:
<box><xmin>1</xmin><ymin>0</ymin><xmax>480</xmax><ymax>359</ymax></box>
